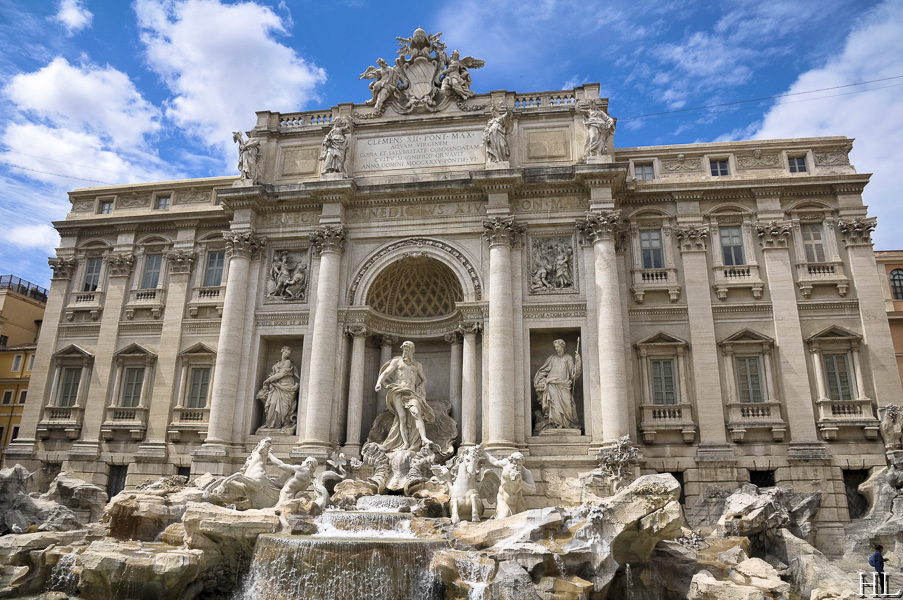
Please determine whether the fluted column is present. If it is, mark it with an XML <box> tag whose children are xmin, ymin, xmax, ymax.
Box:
<box><xmin>299</xmin><ymin>226</ymin><xmax>346</xmax><ymax>453</ymax></box>
<box><xmin>446</xmin><ymin>331</ymin><xmax>463</xmax><ymax>429</ymax></box>
<box><xmin>343</xmin><ymin>325</ymin><xmax>368</xmax><ymax>456</ymax></box>
<box><xmin>578</xmin><ymin>212</ymin><xmax>630</xmax><ymax>442</ymax></box>
<box><xmin>460</xmin><ymin>322</ymin><xmax>481</xmax><ymax>447</ymax></box>
<box><xmin>205</xmin><ymin>232</ymin><xmax>266</xmax><ymax>445</ymax></box>
<box><xmin>482</xmin><ymin>217</ymin><xmax>523</xmax><ymax>452</ymax></box>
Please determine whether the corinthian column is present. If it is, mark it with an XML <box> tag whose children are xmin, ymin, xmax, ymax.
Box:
<box><xmin>298</xmin><ymin>226</ymin><xmax>346</xmax><ymax>454</ymax></box>
<box><xmin>482</xmin><ymin>217</ymin><xmax>523</xmax><ymax>452</ymax></box>
<box><xmin>343</xmin><ymin>325</ymin><xmax>368</xmax><ymax>456</ymax></box>
<box><xmin>578</xmin><ymin>211</ymin><xmax>629</xmax><ymax>442</ymax></box>
<box><xmin>205</xmin><ymin>231</ymin><xmax>266</xmax><ymax>446</ymax></box>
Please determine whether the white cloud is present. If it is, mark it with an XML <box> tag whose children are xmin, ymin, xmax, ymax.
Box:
<box><xmin>752</xmin><ymin>0</ymin><xmax>903</xmax><ymax>250</ymax></box>
<box><xmin>8</xmin><ymin>224</ymin><xmax>59</xmax><ymax>252</ymax></box>
<box><xmin>52</xmin><ymin>0</ymin><xmax>93</xmax><ymax>35</ymax></box>
<box><xmin>134</xmin><ymin>0</ymin><xmax>326</xmax><ymax>158</ymax></box>
<box><xmin>5</xmin><ymin>57</ymin><xmax>161</xmax><ymax>149</ymax></box>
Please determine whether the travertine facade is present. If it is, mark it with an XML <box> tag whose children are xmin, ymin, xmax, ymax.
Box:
<box><xmin>5</xmin><ymin>30</ymin><xmax>901</xmax><ymax>551</ymax></box>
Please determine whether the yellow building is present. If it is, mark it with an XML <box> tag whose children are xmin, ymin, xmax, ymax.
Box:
<box><xmin>0</xmin><ymin>275</ymin><xmax>46</xmax><ymax>460</ymax></box>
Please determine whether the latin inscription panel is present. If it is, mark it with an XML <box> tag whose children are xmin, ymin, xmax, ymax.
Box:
<box><xmin>355</xmin><ymin>130</ymin><xmax>484</xmax><ymax>172</ymax></box>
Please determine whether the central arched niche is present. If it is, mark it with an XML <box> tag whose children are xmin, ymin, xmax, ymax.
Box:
<box><xmin>366</xmin><ymin>255</ymin><xmax>464</xmax><ymax>318</ymax></box>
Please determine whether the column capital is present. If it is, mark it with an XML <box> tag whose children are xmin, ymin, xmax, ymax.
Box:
<box><xmin>345</xmin><ymin>325</ymin><xmax>368</xmax><ymax>338</ymax></box>
<box><xmin>675</xmin><ymin>225</ymin><xmax>709</xmax><ymax>252</ymax></box>
<box><xmin>377</xmin><ymin>334</ymin><xmax>398</xmax><ymax>347</ymax></box>
<box><xmin>754</xmin><ymin>220</ymin><xmax>792</xmax><ymax>248</ymax></box>
<box><xmin>223</xmin><ymin>231</ymin><xmax>267</xmax><ymax>258</ymax></box>
<box><xmin>458</xmin><ymin>321</ymin><xmax>483</xmax><ymax>336</ymax></box>
<box><xmin>310</xmin><ymin>225</ymin><xmax>346</xmax><ymax>255</ymax></box>
<box><xmin>105</xmin><ymin>252</ymin><xmax>135</xmax><ymax>277</ymax></box>
<box><xmin>444</xmin><ymin>331</ymin><xmax>463</xmax><ymax>344</ymax></box>
<box><xmin>48</xmin><ymin>256</ymin><xmax>76</xmax><ymax>280</ymax></box>
<box><xmin>165</xmin><ymin>250</ymin><xmax>196</xmax><ymax>274</ymax></box>
<box><xmin>838</xmin><ymin>217</ymin><xmax>876</xmax><ymax>247</ymax></box>
<box><xmin>577</xmin><ymin>210</ymin><xmax>621</xmax><ymax>244</ymax></box>
<box><xmin>482</xmin><ymin>216</ymin><xmax>524</xmax><ymax>248</ymax></box>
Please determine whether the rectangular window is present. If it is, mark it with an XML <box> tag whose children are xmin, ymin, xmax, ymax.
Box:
<box><xmin>59</xmin><ymin>367</ymin><xmax>81</xmax><ymax>407</ymax></box>
<box><xmin>203</xmin><ymin>251</ymin><xmax>225</xmax><ymax>287</ymax></box>
<box><xmin>99</xmin><ymin>200</ymin><xmax>113</xmax><ymax>214</ymax></box>
<box><xmin>11</xmin><ymin>355</ymin><xmax>22</xmax><ymax>372</ymax></box>
<box><xmin>186</xmin><ymin>367</ymin><xmax>211</xmax><ymax>408</ymax></box>
<box><xmin>710</xmin><ymin>159</ymin><xmax>730</xmax><ymax>176</ymax></box>
<box><xmin>83</xmin><ymin>257</ymin><xmax>102</xmax><ymax>292</ymax></box>
<box><xmin>650</xmin><ymin>358</ymin><xmax>677</xmax><ymax>405</ymax></box>
<box><xmin>18</xmin><ymin>390</ymin><xmax>26</xmax><ymax>404</ymax></box>
<box><xmin>26</xmin><ymin>355</ymin><xmax>34</xmax><ymax>371</ymax></box>
<box><xmin>107</xmin><ymin>465</ymin><xmax>128</xmax><ymax>498</ymax></box>
<box><xmin>635</xmin><ymin>163</ymin><xmax>654</xmax><ymax>180</ymax></box>
<box><xmin>788</xmin><ymin>156</ymin><xmax>807</xmax><ymax>173</ymax></box>
<box><xmin>121</xmin><ymin>367</ymin><xmax>145</xmax><ymax>407</ymax></box>
<box><xmin>0</xmin><ymin>335</ymin><xmax>7</xmax><ymax>347</ymax></box>
<box><xmin>736</xmin><ymin>356</ymin><xmax>764</xmax><ymax>403</ymax></box>
<box><xmin>141</xmin><ymin>254</ymin><xmax>163</xmax><ymax>289</ymax></box>
<box><xmin>823</xmin><ymin>354</ymin><xmax>854</xmax><ymax>401</ymax></box>
<box><xmin>11</xmin><ymin>426</ymin><xmax>19</xmax><ymax>441</ymax></box>
<box><xmin>720</xmin><ymin>226</ymin><xmax>746</xmax><ymax>266</ymax></box>
<box><xmin>640</xmin><ymin>229</ymin><xmax>664</xmax><ymax>269</ymax></box>
<box><xmin>154</xmin><ymin>195</ymin><xmax>171</xmax><ymax>210</ymax></box>
<box><xmin>801</xmin><ymin>223</ymin><xmax>826</xmax><ymax>262</ymax></box>
<box><xmin>1</xmin><ymin>390</ymin><xmax>11</xmax><ymax>404</ymax></box>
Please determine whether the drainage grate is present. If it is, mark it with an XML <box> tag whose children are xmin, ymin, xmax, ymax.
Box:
<box><xmin>843</xmin><ymin>469</ymin><xmax>870</xmax><ymax>519</ymax></box>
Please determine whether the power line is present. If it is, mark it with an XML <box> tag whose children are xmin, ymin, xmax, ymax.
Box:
<box><xmin>2</xmin><ymin>149</ymin><xmax>150</xmax><ymax>178</ymax></box>
<box><xmin>618</xmin><ymin>74</ymin><xmax>903</xmax><ymax>121</ymax></box>
<box><xmin>0</xmin><ymin>162</ymin><xmax>115</xmax><ymax>185</ymax></box>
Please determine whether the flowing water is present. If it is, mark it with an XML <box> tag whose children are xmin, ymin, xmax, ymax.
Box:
<box><xmin>45</xmin><ymin>549</ymin><xmax>79</xmax><ymax>596</ymax></box>
<box><xmin>455</xmin><ymin>555</ymin><xmax>494</xmax><ymax>600</ymax></box>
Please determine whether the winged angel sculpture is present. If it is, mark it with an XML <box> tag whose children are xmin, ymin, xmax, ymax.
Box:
<box><xmin>356</xmin><ymin>28</ymin><xmax>485</xmax><ymax>117</ymax></box>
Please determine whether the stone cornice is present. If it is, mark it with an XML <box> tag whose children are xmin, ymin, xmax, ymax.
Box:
<box><xmin>471</xmin><ymin>169</ymin><xmax>524</xmax><ymax>192</ymax></box>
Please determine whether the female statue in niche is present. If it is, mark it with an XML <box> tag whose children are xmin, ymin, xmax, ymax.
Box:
<box><xmin>256</xmin><ymin>346</ymin><xmax>299</xmax><ymax>432</ymax></box>
<box><xmin>533</xmin><ymin>339</ymin><xmax>582</xmax><ymax>433</ymax></box>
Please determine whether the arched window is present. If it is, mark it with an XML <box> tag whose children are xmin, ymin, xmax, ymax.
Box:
<box><xmin>892</xmin><ymin>269</ymin><xmax>903</xmax><ymax>300</ymax></box>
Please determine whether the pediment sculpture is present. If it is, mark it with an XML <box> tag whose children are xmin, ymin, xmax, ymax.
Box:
<box><xmin>356</xmin><ymin>27</ymin><xmax>486</xmax><ymax>118</ymax></box>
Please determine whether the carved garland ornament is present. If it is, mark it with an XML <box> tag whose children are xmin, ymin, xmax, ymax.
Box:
<box><xmin>755</xmin><ymin>221</ymin><xmax>792</xmax><ymax>248</ymax></box>
<box><xmin>482</xmin><ymin>217</ymin><xmax>525</xmax><ymax>247</ymax></box>
<box><xmin>348</xmin><ymin>238</ymin><xmax>482</xmax><ymax>305</ymax></box>
<box><xmin>223</xmin><ymin>231</ymin><xmax>267</xmax><ymax>258</ymax></box>
<box><xmin>838</xmin><ymin>217</ymin><xmax>876</xmax><ymax>246</ymax></box>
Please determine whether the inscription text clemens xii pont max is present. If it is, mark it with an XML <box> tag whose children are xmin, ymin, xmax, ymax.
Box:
<box><xmin>355</xmin><ymin>131</ymin><xmax>483</xmax><ymax>171</ymax></box>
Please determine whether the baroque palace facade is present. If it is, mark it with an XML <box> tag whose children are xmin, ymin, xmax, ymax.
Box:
<box><xmin>6</xmin><ymin>29</ymin><xmax>901</xmax><ymax>549</ymax></box>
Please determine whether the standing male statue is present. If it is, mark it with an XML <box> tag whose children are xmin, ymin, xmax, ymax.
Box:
<box><xmin>533</xmin><ymin>339</ymin><xmax>582</xmax><ymax>433</ymax></box>
<box><xmin>374</xmin><ymin>340</ymin><xmax>436</xmax><ymax>453</ymax></box>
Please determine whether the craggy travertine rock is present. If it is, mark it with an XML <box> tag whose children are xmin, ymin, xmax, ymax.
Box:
<box><xmin>771</xmin><ymin>529</ymin><xmax>857</xmax><ymax>600</ymax></box>
<box><xmin>535</xmin><ymin>575</ymin><xmax>594</xmax><ymax>600</ymax></box>
<box><xmin>733</xmin><ymin>558</ymin><xmax>791</xmax><ymax>598</ymax></box>
<box><xmin>0</xmin><ymin>525</ymin><xmax>105</xmax><ymax>596</ymax></box>
<box><xmin>687</xmin><ymin>570</ymin><xmax>766</xmax><ymax>600</ymax></box>
<box><xmin>40</xmin><ymin>472</ymin><xmax>108</xmax><ymax>524</ymax></box>
<box><xmin>76</xmin><ymin>540</ymin><xmax>204</xmax><ymax>600</ymax></box>
<box><xmin>716</xmin><ymin>485</ymin><xmax>790</xmax><ymax>537</ymax></box>
<box><xmin>488</xmin><ymin>560</ymin><xmax>542</xmax><ymax>600</ymax></box>
<box><xmin>452</xmin><ymin>507</ymin><xmax>564</xmax><ymax>549</ymax></box>
<box><xmin>0</xmin><ymin>466</ymin><xmax>87</xmax><ymax>532</ymax></box>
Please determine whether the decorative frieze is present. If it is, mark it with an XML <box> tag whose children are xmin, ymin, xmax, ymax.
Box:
<box><xmin>755</xmin><ymin>221</ymin><xmax>792</xmax><ymax>248</ymax></box>
<box><xmin>482</xmin><ymin>217</ymin><xmax>524</xmax><ymax>247</ymax></box>
<box><xmin>265</xmin><ymin>249</ymin><xmax>310</xmax><ymax>302</ymax></box>
<box><xmin>838</xmin><ymin>217</ymin><xmax>877</xmax><ymax>246</ymax></box>
<box><xmin>814</xmin><ymin>144</ymin><xmax>852</xmax><ymax>166</ymax></box>
<box><xmin>165</xmin><ymin>250</ymin><xmax>196</xmax><ymax>274</ymax></box>
<box><xmin>576</xmin><ymin>211</ymin><xmax>621</xmax><ymax>244</ymax></box>
<box><xmin>175</xmin><ymin>190</ymin><xmax>212</xmax><ymax>204</ymax></box>
<box><xmin>48</xmin><ymin>257</ymin><xmax>76</xmax><ymax>280</ymax></box>
<box><xmin>661</xmin><ymin>154</ymin><xmax>702</xmax><ymax>173</ymax></box>
<box><xmin>309</xmin><ymin>225</ymin><xmax>346</xmax><ymax>255</ymax></box>
<box><xmin>675</xmin><ymin>226</ymin><xmax>709</xmax><ymax>252</ymax></box>
<box><xmin>737</xmin><ymin>150</ymin><xmax>780</xmax><ymax>169</ymax></box>
<box><xmin>254</xmin><ymin>312</ymin><xmax>310</xmax><ymax>328</ymax></box>
<box><xmin>119</xmin><ymin>195</ymin><xmax>151</xmax><ymax>208</ymax></box>
<box><xmin>223</xmin><ymin>231</ymin><xmax>267</xmax><ymax>258</ymax></box>
<box><xmin>71</xmin><ymin>199</ymin><xmax>95</xmax><ymax>212</ymax></box>
<box><xmin>522</xmin><ymin>303</ymin><xmax>587</xmax><ymax>320</ymax></box>
<box><xmin>105</xmin><ymin>253</ymin><xmax>135</xmax><ymax>277</ymax></box>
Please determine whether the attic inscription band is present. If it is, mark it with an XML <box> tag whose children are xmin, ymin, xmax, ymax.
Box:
<box><xmin>356</xmin><ymin>130</ymin><xmax>483</xmax><ymax>171</ymax></box>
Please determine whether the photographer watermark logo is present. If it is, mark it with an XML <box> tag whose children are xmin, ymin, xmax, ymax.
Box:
<box><xmin>859</xmin><ymin>572</ymin><xmax>903</xmax><ymax>597</ymax></box>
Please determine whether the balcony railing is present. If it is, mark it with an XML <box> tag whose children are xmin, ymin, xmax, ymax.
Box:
<box><xmin>631</xmin><ymin>267</ymin><xmax>681</xmax><ymax>303</ymax></box>
<box><xmin>125</xmin><ymin>287</ymin><xmax>166</xmax><ymax>319</ymax></box>
<box><xmin>816</xmin><ymin>397</ymin><xmax>879</xmax><ymax>440</ymax></box>
<box><xmin>796</xmin><ymin>261</ymin><xmax>849</xmax><ymax>298</ymax></box>
<box><xmin>713</xmin><ymin>264</ymin><xmax>765</xmax><ymax>300</ymax></box>
<box><xmin>188</xmin><ymin>285</ymin><xmax>226</xmax><ymax>317</ymax></box>
<box><xmin>639</xmin><ymin>403</ymin><xmax>696</xmax><ymax>444</ymax></box>
<box><xmin>37</xmin><ymin>404</ymin><xmax>84</xmax><ymax>439</ymax></box>
<box><xmin>514</xmin><ymin>92</ymin><xmax>576</xmax><ymax>109</ymax></box>
<box><xmin>168</xmin><ymin>406</ymin><xmax>211</xmax><ymax>441</ymax></box>
<box><xmin>101</xmin><ymin>405</ymin><xmax>148</xmax><ymax>440</ymax></box>
<box><xmin>0</xmin><ymin>275</ymin><xmax>48</xmax><ymax>302</ymax></box>
<box><xmin>726</xmin><ymin>401</ymin><xmax>786</xmax><ymax>442</ymax></box>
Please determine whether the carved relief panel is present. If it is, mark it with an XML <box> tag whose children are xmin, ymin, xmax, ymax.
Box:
<box><xmin>264</xmin><ymin>247</ymin><xmax>312</xmax><ymax>303</ymax></box>
<box><xmin>527</xmin><ymin>234</ymin><xmax>578</xmax><ymax>295</ymax></box>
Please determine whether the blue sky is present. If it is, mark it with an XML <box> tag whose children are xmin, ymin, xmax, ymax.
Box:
<box><xmin>1</xmin><ymin>0</ymin><xmax>902</xmax><ymax>289</ymax></box>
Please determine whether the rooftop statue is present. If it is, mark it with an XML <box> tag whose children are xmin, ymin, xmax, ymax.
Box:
<box><xmin>232</xmin><ymin>131</ymin><xmax>261</xmax><ymax>182</ymax></box>
<box><xmin>319</xmin><ymin>116</ymin><xmax>353</xmax><ymax>177</ymax></box>
<box><xmin>483</xmin><ymin>102</ymin><xmax>512</xmax><ymax>163</ymax></box>
<box><xmin>579</xmin><ymin>100</ymin><xmax>616</xmax><ymax>159</ymax></box>
<box><xmin>356</xmin><ymin>28</ymin><xmax>485</xmax><ymax>117</ymax></box>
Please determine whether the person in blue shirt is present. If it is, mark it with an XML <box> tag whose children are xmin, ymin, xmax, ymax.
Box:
<box><xmin>873</xmin><ymin>545</ymin><xmax>890</xmax><ymax>594</ymax></box>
